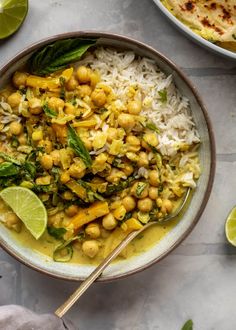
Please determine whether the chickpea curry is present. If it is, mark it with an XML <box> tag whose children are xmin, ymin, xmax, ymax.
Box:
<box><xmin>0</xmin><ymin>40</ymin><xmax>200</xmax><ymax>263</ymax></box>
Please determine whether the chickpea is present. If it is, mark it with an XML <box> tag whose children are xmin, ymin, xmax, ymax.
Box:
<box><xmin>127</xmin><ymin>100</ymin><xmax>142</xmax><ymax>115</ymax></box>
<box><xmin>149</xmin><ymin>187</ymin><xmax>159</xmax><ymax>200</ymax></box>
<box><xmin>60</xmin><ymin>171</ymin><xmax>70</xmax><ymax>184</ymax></box>
<box><xmin>141</xmin><ymin>140</ymin><xmax>151</xmax><ymax>151</ymax></box>
<box><xmin>118</xmin><ymin>113</ymin><xmax>135</xmax><ymax>130</ymax></box>
<box><xmin>62</xmin><ymin>190</ymin><xmax>74</xmax><ymax>200</ymax></box>
<box><xmin>7</xmin><ymin>92</ymin><xmax>22</xmax><ymax>108</ymax></box>
<box><xmin>38</xmin><ymin>139</ymin><xmax>53</xmax><ymax>153</ymax></box>
<box><xmin>18</xmin><ymin>134</ymin><xmax>27</xmax><ymax>145</ymax></box>
<box><xmin>91</xmin><ymin>89</ymin><xmax>107</xmax><ymax>107</ymax></box>
<box><xmin>143</xmin><ymin>133</ymin><xmax>159</xmax><ymax>147</ymax></box>
<box><xmin>50</xmin><ymin>150</ymin><xmax>60</xmax><ymax>166</ymax></box>
<box><xmin>123</xmin><ymin>163</ymin><xmax>134</xmax><ymax>176</ymax></box>
<box><xmin>66</xmin><ymin>75</ymin><xmax>78</xmax><ymax>91</ymax></box>
<box><xmin>9</xmin><ymin>121</ymin><xmax>23</xmax><ymax>135</ymax></box>
<box><xmin>156</xmin><ymin>198</ymin><xmax>162</xmax><ymax>208</ymax></box>
<box><xmin>137</xmin><ymin>198</ymin><xmax>153</xmax><ymax>212</ymax></box>
<box><xmin>102</xmin><ymin>213</ymin><xmax>118</xmax><ymax>230</ymax></box>
<box><xmin>76</xmin><ymin>66</ymin><xmax>90</xmax><ymax>83</ymax></box>
<box><xmin>131</xmin><ymin>182</ymin><xmax>149</xmax><ymax>199</ymax></box>
<box><xmin>12</xmin><ymin>72</ymin><xmax>28</xmax><ymax>88</ymax></box>
<box><xmin>113</xmin><ymin>205</ymin><xmax>126</xmax><ymax>221</ymax></box>
<box><xmin>64</xmin><ymin>103</ymin><xmax>76</xmax><ymax>115</ymax></box>
<box><xmin>137</xmin><ymin>151</ymin><xmax>149</xmax><ymax>167</ymax></box>
<box><xmin>32</xmin><ymin>130</ymin><xmax>43</xmax><ymax>141</ymax></box>
<box><xmin>48</xmin><ymin>97</ymin><xmax>64</xmax><ymax>111</ymax></box>
<box><xmin>65</xmin><ymin>205</ymin><xmax>79</xmax><ymax>217</ymax></box>
<box><xmin>106</xmin><ymin>168</ymin><xmax>125</xmax><ymax>184</ymax></box>
<box><xmin>69</xmin><ymin>163</ymin><xmax>86</xmax><ymax>179</ymax></box>
<box><xmin>149</xmin><ymin>170</ymin><xmax>160</xmax><ymax>187</ymax></box>
<box><xmin>77</xmin><ymin>84</ymin><xmax>92</xmax><ymax>98</ymax></box>
<box><xmin>90</xmin><ymin>71</ymin><xmax>100</xmax><ymax>88</ymax></box>
<box><xmin>107</xmin><ymin>127</ymin><xmax>118</xmax><ymax>143</ymax></box>
<box><xmin>40</xmin><ymin>154</ymin><xmax>53</xmax><ymax>170</ymax></box>
<box><xmin>82</xmin><ymin>240</ymin><xmax>99</xmax><ymax>258</ymax></box>
<box><xmin>85</xmin><ymin>223</ymin><xmax>101</xmax><ymax>238</ymax></box>
<box><xmin>126</xmin><ymin>135</ymin><xmax>140</xmax><ymax>146</ymax></box>
<box><xmin>29</xmin><ymin>98</ymin><xmax>42</xmax><ymax>115</ymax></box>
<box><xmin>122</xmin><ymin>196</ymin><xmax>136</xmax><ymax>212</ymax></box>
<box><xmin>161</xmin><ymin>199</ymin><xmax>173</xmax><ymax>214</ymax></box>
<box><xmin>100</xmin><ymin>228</ymin><xmax>110</xmax><ymax>238</ymax></box>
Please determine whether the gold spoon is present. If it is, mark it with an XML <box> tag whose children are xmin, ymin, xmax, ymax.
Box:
<box><xmin>54</xmin><ymin>188</ymin><xmax>191</xmax><ymax>318</ymax></box>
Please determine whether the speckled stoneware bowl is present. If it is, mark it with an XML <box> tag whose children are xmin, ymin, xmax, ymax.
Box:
<box><xmin>0</xmin><ymin>32</ymin><xmax>215</xmax><ymax>281</ymax></box>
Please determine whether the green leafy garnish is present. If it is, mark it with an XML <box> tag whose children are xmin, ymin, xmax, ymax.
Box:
<box><xmin>0</xmin><ymin>162</ymin><xmax>20</xmax><ymax>177</ymax></box>
<box><xmin>0</xmin><ymin>152</ymin><xmax>21</xmax><ymax>165</ymax></box>
<box><xmin>23</xmin><ymin>162</ymin><xmax>36</xmax><ymax>179</ymax></box>
<box><xmin>48</xmin><ymin>226</ymin><xmax>67</xmax><ymax>240</ymax></box>
<box><xmin>29</xmin><ymin>38</ymin><xmax>96</xmax><ymax>76</ymax></box>
<box><xmin>181</xmin><ymin>319</ymin><xmax>193</xmax><ymax>330</ymax></box>
<box><xmin>103</xmin><ymin>176</ymin><xmax>135</xmax><ymax>197</ymax></box>
<box><xmin>67</xmin><ymin>125</ymin><xmax>92</xmax><ymax>168</ymax></box>
<box><xmin>146</xmin><ymin>121</ymin><xmax>160</xmax><ymax>133</ymax></box>
<box><xmin>136</xmin><ymin>182</ymin><xmax>147</xmax><ymax>197</ymax></box>
<box><xmin>158</xmin><ymin>88</ymin><xmax>167</xmax><ymax>103</ymax></box>
<box><xmin>43</xmin><ymin>103</ymin><xmax>57</xmax><ymax>118</ymax></box>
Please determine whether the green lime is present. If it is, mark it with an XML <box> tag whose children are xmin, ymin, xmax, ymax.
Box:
<box><xmin>0</xmin><ymin>187</ymin><xmax>47</xmax><ymax>239</ymax></box>
<box><xmin>0</xmin><ymin>0</ymin><xmax>28</xmax><ymax>40</ymax></box>
<box><xmin>225</xmin><ymin>206</ymin><xmax>236</xmax><ymax>246</ymax></box>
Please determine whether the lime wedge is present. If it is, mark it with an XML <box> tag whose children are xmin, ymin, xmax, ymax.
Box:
<box><xmin>0</xmin><ymin>0</ymin><xmax>28</xmax><ymax>40</ymax></box>
<box><xmin>0</xmin><ymin>187</ymin><xmax>47</xmax><ymax>239</ymax></box>
<box><xmin>225</xmin><ymin>206</ymin><xmax>236</xmax><ymax>246</ymax></box>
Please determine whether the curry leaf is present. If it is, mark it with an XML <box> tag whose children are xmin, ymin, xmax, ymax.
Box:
<box><xmin>0</xmin><ymin>162</ymin><xmax>20</xmax><ymax>177</ymax></box>
<box><xmin>23</xmin><ymin>162</ymin><xmax>36</xmax><ymax>179</ymax></box>
<box><xmin>43</xmin><ymin>103</ymin><xmax>57</xmax><ymax>118</ymax></box>
<box><xmin>29</xmin><ymin>38</ymin><xmax>96</xmax><ymax>76</ymax></box>
<box><xmin>181</xmin><ymin>319</ymin><xmax>193</xmax><ymax>330</ymax></box>
<box><xmin>67</xmin><ymin>125</ymin><xmax>92</xmax><ymax>168</ymax></box>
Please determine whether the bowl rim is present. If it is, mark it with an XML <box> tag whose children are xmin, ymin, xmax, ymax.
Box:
<box><xmin>0</xmin><ymin>31</ymin><xmax>216</xmax><ymax>282</ymax></box>
<box><xmin>152</xmin><ymin>0</ymin><xmax>236</xmax><ymax>60</ymax></box>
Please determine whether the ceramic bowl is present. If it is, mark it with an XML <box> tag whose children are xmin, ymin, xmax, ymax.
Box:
<box><xmin>0</xmin><ymin>32</ymin><xmax>215</xmax><ymax>281</ymax></box>
<box><xmin>153</xmin><ymin>0</ymin><xmax>236</xmax><ymax>61</ymax></box>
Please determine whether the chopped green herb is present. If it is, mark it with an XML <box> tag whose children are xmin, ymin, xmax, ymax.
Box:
<box><xmin>158</xmin><ymin>88</ymin><xmax>167</xmax><ymax>103</ymax></box>
<box><xmin>146</xmin><ymin>121</ymin><xmax>160</xmax><ymax>134</ymax></box>
<box><xmin>0</xmin><ymin>152</ymin><xmax>21</xmax><ymax>165</ymax></box>
<box><xmin>48</xmin><ymin>227</ymin><xmax>67</xmax><ymax>240</ymax></box>
<box><xmin>11</xmin><ymin>136</ymin><xmax>19</xmax><ymax>148</ymax></box>
<box><xmin>67</xmin><ymin>125</ymin><xmax>92</xmax><ymax>168</ymax></box>
<box><xmin>0</xmin><ymin>162</ymin><xmax>20</xmax><ymax>177</ymax></box>
<box><xmin>136</xmin><ymin>182</ymin><xmax>147</xmax><ymax>197</ymax></box>
<box><xmin>23</xmin><ymin>161</ymin><xmax>36</xmax><ymax>179</ymax></box>
<box><xmin>43</xmin><ymin>103</ymin><xmax>57</xmax><ymax>118</ymax></box>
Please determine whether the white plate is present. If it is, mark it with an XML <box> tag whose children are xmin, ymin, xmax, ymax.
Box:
<box><xmin>153</xmin><ymin>0</ymin><xmax>236</xmax><ymax>60</ymax></box>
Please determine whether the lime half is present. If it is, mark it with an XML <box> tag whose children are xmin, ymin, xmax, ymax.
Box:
<box><xmin>0</xmin><ymin>187</ymin><xmax>47</xmax><ymax>239</ymax></box>
<box><xmin>0</xmin><ymin>0</ymin><xmax>28</xmax><ymax>40</ymax></box>
<box><xmin>225</xmin><ymin>206</ymin><xmax>236</xmax><ymax>246</ymax></box>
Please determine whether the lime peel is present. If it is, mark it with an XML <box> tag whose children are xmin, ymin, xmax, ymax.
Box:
<box><xmin>225</xmin><ymin>206</ymin><xmax>236</xmax><ymax>247</ymax></box>
<box><xmin>0</xmin><ymin>0</ymin><xmax>28</xmax><ymax>40</ymax></box>
<box><xmin>0</xmin><ymin>187</ymin><xmax>47</xmax><ymax>240</ymax></box>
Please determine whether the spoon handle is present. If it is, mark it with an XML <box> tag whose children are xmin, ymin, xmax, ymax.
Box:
<box><xmin>54</xmin><ymin>224</ymin><xmax>150</xmax><ymax>318</ymax></box>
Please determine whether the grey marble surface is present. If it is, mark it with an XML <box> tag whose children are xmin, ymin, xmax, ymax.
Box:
<box><xmin>0</xmin><ymin>0</ymin><xmax>236</xmax><ymax>329</ymax></box>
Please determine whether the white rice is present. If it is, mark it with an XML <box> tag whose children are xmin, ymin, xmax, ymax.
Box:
<box><xmin>80</xmin><ymin>47</ymin><xmax>200</xmax><ymax>157</ymax></box>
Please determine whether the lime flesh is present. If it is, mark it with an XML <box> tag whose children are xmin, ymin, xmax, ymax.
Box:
<box><xmin>0</xmin><ymin>187</ymin><xmax>47</xmax><ymax>239</ymax></box>
<box><xmin>0</xmin><ymin>0</ymin><xmax>28</xmax><ymax>40</ymax></box>
<box><xmin>225</xmin><ymin>206</ymin><xmax>236</xmax><ymax>246</ymax></box>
